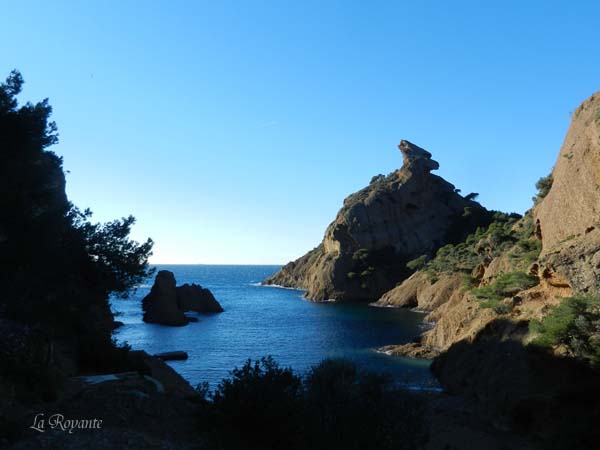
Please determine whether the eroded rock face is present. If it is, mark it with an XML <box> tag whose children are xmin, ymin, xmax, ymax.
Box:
<box><xmin>142</xmin><ymin>271</ymin><xmax>223</xmax><ymax>326</ymax></box>
<box><xmin>535</xmin><ymin>91</ymin><xmax>600</xmax><ymax>292</ymax></box>
<box><xmin>142</xmin><ymin>271</ymin><xmax>188</xmax><ymax>326</ymax></box>
<box><xmin>374</xmin><ymin>272</ymin><xmax>497</xmax><ymax>358</ymax></box>
<box><xmin>536</xmin><ymin>92</ymin><xmax>600</xmax><ymax>251</ymax></box>
<box><xmin>263</xmin><ymin>140</ymin><xmax>490</xmax><ymax>301</ymax></box>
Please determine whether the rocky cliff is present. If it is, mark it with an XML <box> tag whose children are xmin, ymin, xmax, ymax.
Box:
<box><xmin>263</xmin><ymin>140</ymin><xmax>492</xmax><ymax>301</ymax></box>
<box><xmin>534</xmin><ymin>93</ymin><xmax>600</xmax><ymax>293</ymax></box>
<box><xmin>378</xmin><ymin>92</ymin><xmax>600</xmax><ymax>354</ymax></box>
<box><xmin>376</xmin><ymin>92</ymin><xmax>600</xmax><ymax>447</ymax></box>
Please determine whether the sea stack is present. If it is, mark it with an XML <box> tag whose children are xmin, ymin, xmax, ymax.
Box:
<box><xmin>176</xmin><ymin>283</ymin><xmax>224</xmax><ymax>313</ymax></box>
<box><xmin>263</xmin><ymin>140</ymin><xmax>493</xmax><ymax>301</ymax></box>
<box><xmin>142</xmin><ymin>270</ymin><xmax>223</xmax><ymax>325</ymax></box>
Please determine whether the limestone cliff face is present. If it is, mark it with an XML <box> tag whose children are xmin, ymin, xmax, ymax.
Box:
<box><xmin>535</xmin><ymin>91</ymin><xmax>600</xmax><ymax>293</ymax></box>
<box><xmin>263</xmin><ymin>140</ymin><xmax>489</xmax><ymax>301</ymax></box>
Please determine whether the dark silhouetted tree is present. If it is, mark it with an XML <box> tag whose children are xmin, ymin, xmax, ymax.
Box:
<box><xmin>0</xmin><ymin>70</ymin><xmax>153</xmax><ymax>382</ymax></box>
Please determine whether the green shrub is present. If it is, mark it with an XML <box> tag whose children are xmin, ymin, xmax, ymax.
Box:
<box><xmin>460</xmin><ymin>274</ymin><xmax>478</xmax><ymax>291</ymax></box>
<box><xmin>353</xmin><ymin>248</ymin><xmax>369</xmax><ymax>261</ymax></box>
<box><xmin>348</xmin><ymin>246</ymin><xmax>409</xmax><ymax>290</ymax></box>
<box><xmin>533</xmin><ymin>174</ymin><xmax>553</xmax><ymax>203</ymax></box>
<box><xmin>406</xmin><ymin>255</ymin><xmax>427</xmax><ymax>271</ymax></box>
<box><xmin>509</xmin><ymin>238</ymin><xmax>542</xmax><ymax>267</ymax></box>
<box><xmin>425</xmin><ymin>212</ymin><xmax>520</xmax><ymax>277</ymax></box>
<box><xmin>479</xmin><ymin>300</ymin><xmax>512</xmax><ymax>314</ymax></box>
<box><xmin>472</xmin><ymin>271</ymin><xmax>539</xmax><ymax>301</ymax></box>
<box><xmin>347</xmin><ymin>271</ymin><xmax>357</xmax><ymax>280</ymax></box>
<box><xmin>530</xmin><ymin>295</ymin><xmax>600</xmax><ymax>368</ymax></box>
<box><xmin>360</xmin><ymin>266</ymin><xmax>375</xmax><ymax>277</ymax></box>
<box><xmin>199</xmin><ymin>357</ymin><xmax>428</xmax><ymax>450</ymax></box>
<box><xmin>202</xmin><ymin>357</ymin><xmax>303</xmax><ymax>449</ymax></box>
<box><xmin>303</xmin><ymin>359</ymin><xmax>426</xmax><ymax>450</ymax></box>
<box><xmin>370</xmin><ymin>174</ymin><xmax>385</xmax><ymax>184</ymax></box>
<box><xmin>559</xmin><ymin>234</ymin><xmax>576</xmax><ymax>244</ymax></box>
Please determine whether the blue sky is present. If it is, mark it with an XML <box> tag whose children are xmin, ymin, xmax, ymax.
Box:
<box><xmin>2</xmin><ymin>1</ymin><xmax>599</xmax><ymax>264</ymax></box>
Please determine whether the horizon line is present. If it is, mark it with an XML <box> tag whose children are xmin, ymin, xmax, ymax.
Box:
<box><xmin>149</xmin><ymin>262</ymin><xmax>285</xmax><ymax>266</ymax></box>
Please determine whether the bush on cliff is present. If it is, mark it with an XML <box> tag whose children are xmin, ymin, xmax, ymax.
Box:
<box><xmin>472</xmin><ymin>271</ymin><xmax>539</xmax><ymax>302</ymax></box>
<box><xmin>425</xmin><ymin>212</ymin><xmax>520</xmax><ymax>277</ymax></box>
<box><xmin>423</xmin><ymin>211</ymin><xmax>542</xmax><ymax>285</ymax></box>
<box><xmin>532</xmin><ymin>173</ymin><xmax>553</xmax><ymax>203</ymax></box>
<box><xmin>406</xmin><ymin>254</ymin><xmax>428</xmax><ymax>271</ymax></box>
<box><xmin>198</xmin><ymin>357</ymin><xmax>427</xmax><ymax>450</ymax></box>
<box><xmin>530</xmin><ymin>295</ymin><xmax>600</xmax><ymax>368</ymax></box>
<box><xmin>200</xmin><ymin>356</ymin><xmax>303</xmax><ymax>449</ymax></box>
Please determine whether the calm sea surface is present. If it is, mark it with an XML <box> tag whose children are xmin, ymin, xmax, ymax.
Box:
<box><xmin>111</xmin><ymin>265</ymin><xmax>435</xmax><ymax>389</ymax></box>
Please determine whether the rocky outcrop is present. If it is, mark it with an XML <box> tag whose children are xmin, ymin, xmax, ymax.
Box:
<box><xmin>142</xmin><ymin>271</ymin><xmax>188</xmax><ymax>326</ymax></box>
<box><xmin>142</xmin><ymin>270</ymin><xmax>223</xmax><ymax>326</ymax></box>
<box><xmin>374</xmin><ymin>272</ymin><xmax>498</xmax><ymax>358</ymax></box>
<box><xmin>374</xmin><ymin>272</ymin><xmax>463</xmax><ymax>311</ymax></box>
<box><xmin>263</xmin><ymin>140</ymin><xmax>492</xmax><ymax>301</ymax></box>
<box><xmin>7</xmin><ymin>350</ymin><xmax>202</xmax><ymax>450</ymax></box>
<box><xmin>176</xmin><ymin>283</ymin><xmax>224</xmax><ymax>313</ymax></box>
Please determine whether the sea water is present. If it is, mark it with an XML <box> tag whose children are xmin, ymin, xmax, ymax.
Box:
<box><xmin>111</xmin><ymin>265</ymin><xmax>435</xmax><ymax>389</ymax></box>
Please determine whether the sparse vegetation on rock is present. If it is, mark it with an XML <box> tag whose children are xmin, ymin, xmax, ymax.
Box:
<box><xmin>471</xmin><ymin>271</ymin><xmax>539</xmax><ymax>302</ymax></box>
<box><xmin>530</xmin><ymin>294</ymin><xmax>600</xmax><ymax>368</ymax></box>
<box><xmin>406</xmin><ymin>254</ymin><xmax>428</xmax><ymax>271</ymax></box>
<box><xmin>532</xmin><ymin>173</ymin><xmax>553</xmax><ymax>204</ymax></box>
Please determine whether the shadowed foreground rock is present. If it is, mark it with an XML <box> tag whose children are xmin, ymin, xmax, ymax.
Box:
<box><xmin>142</xmin><ymin>270</ymin><xmax>223</xmax><ymax>326</ymax></box>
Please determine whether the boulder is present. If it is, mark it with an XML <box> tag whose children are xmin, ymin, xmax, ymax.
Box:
<box><xmin>142</xmin><ymin>271</ymin><xmax>189</xmax><ymax>326</ymax></box>
<box><xmin>177</xmin><ymin>283</ymin><xmax>224</xmax><ymax>313</ymax></box>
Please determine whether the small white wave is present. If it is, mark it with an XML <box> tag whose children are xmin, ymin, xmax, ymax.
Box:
<box><xmin>419</xmin><ymin>321</ymin><xmax>436</xmax><ymax>330</ymax></box>
<box><xmin>374</xmin><ymin>349</ymin><xmax>393</xmax><ymax>356</ymax></box>
<box><xmin>410</xmin><ymin>308</ymin><xmax>431</xmax><ymax>314</ymax></box>
<box><xmin>254</xmin><ymin>282</ymin><xmax>304</xmax><ymax>291</ymax></box>
<box><xmin>369</xmin><ymin>302</ymin><xmax>399</xmax><ymax>308</ymax></box>
<box><xmin>298</xmin><ymin>296</ymin><xmax>337</xmax><ymax>303</ymax></box>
